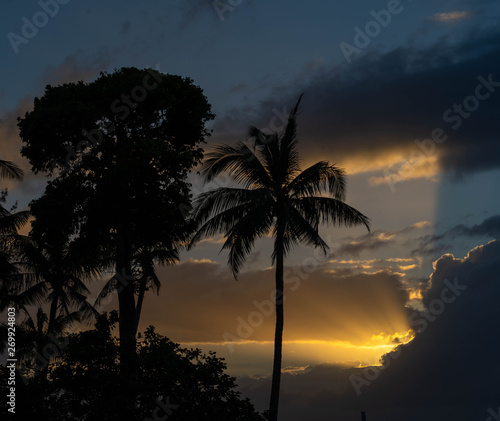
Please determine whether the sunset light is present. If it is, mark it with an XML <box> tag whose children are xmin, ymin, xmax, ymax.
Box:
<box><xmin>1</xmin><ymin>1</ymin><xmax>499</xmax><ymax>420</ymax></box>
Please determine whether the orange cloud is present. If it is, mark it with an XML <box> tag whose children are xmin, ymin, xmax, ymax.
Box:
<box><xmin>431</xmin><ymin>11</ymin><xmax>473</xmax><ymax>22</ymax></box>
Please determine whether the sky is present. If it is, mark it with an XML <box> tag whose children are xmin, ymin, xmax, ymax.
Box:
<box><xmin>1</xmin><ymin>0</ymin><xmax>500</xmax><ymax>419</ymax></box>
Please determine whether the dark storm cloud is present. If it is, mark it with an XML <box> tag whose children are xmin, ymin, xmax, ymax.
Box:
<box><xmin>409</xmin><ymin>214</ymin><xmax>500</xmax><ymax>257</ymax></box>
<box><xmin>336</xmin><ymin>221</ymin><xmax>430</xmax><ymax>257</ymax></box>
<box><xmin>336</xmin><ymin>231</ymin><xmax>395</xmax><ymax>257</ymax></box>
<box><xmin>217</xmin><ymin>26</ymin><xmax>500</xmax><ymax>179</ymax></box>
<box><xmin>449</xmin><ymin>214</ymin><xmax>500</xmax><ymax>238</ymax></box>
<box><xmin>239</xmin><ymin>240</ymin><xmax>500</xmax><ymax>420</ymax></box>
<box><xmin>409</xmin><ymin>241</ymin><xmax>451</xmax><ymax>258</ymax></box>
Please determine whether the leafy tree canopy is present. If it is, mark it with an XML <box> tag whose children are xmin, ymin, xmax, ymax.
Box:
<box><xmin>17</xmin><ymin>68</ymin><xmax>215</xmax><ymax>363</ymax></box>
<box><xmin>1</xmin><ymin>312</ymin><xmax>265</xmax><ymax>421</ymax></box>
<box><xmin>18</xmin><ymin>67</ymin><xmax>215</xmax><ymax>260</ymax></box>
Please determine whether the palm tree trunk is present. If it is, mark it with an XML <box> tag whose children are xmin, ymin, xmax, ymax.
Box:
<box><xmin>47</xmin><ymin>294</ymin><xmax>58</xmax><ymax>334</ymax></box>
<box><xmin>116</xmin><ymin>230</ymin><xmax>136</xmax><ymax>363</ymax></box>
<box><xmin>116</xmin><ymin>227</ymin><xmax>137</xmax><ymax>416</ymax></box>
<box><xmin>133</xmin><ymin>281</ymin><xmax>147</xmax><ymax>337</ymax></box>
<box><xmin>269</xmin><ymin>234</ymin><xmax>284</xmax><ymax>421</ymax></box>
<box><xmin>42</xmin><ymin>301</ymin><xmax>57</xmax><ymax>380</ymax></box>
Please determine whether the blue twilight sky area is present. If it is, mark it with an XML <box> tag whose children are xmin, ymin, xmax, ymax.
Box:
<box><xmin>1</xmin><ymin>0</ymin><xmax>498</xmax><ymax>111</ymax></box>
<box><xmin>1</xmin><ymin>1</ymin><xmax>500</xmax><ymax>419</ymax></box>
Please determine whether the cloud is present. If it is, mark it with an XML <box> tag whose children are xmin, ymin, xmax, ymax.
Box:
<box><xmin>409</xmin><ymin>214</ymin><xmax>500</xmax><ymax>257</ymax></box>
<box><xmin>431</xmin><ymin>11</ymin><xmax>474</xmax><ymax>22</ymax></box>
<box><xmin>449</xmin><ymin>214</ymin><xmax>500</xmax><ymax>238</ymax></box>
<box><xmin>0</xmin><ymin>52</ymin><xmax>114</xmax><ymax>206</ymax></box>
<box><xmin>0</xmin><ymin>97</ymin><xmax>47</xmax><ymax>204</ymax></box>
<box><xmin>137</xmin><ymin>259</ymin><xmax>411</xmax><ymax>346</ymax></box>
<box><xmin>328</xmin><ymin>257</ymin><xmax>421</xmax><ymax>280</ymax></box>
<box><xmin>407</xmin><ymin>227</ymin><xmax>447</xmax><ymax>254</ymax></box>
<box><xmin>175</xmin><ymin>0</ymin><xmax>214</xmax><ymax>29</ymax></box>
<box><xmin>238</xmin><ymin>240</ymin><xmax>500</xmax><ymax>420</ymax></box>
<box><xmin>335</xmin><ymin>232</ymin><xmax>395</xmax><ymax>257</ymax></box>
<box><xmin>39</xmin><ymin>50</ymin><xmax>113</xmax><ymax>87</ymax></box>
<box><xmin>398</xmin><ymin>263</ymin><xmax>417</xmax><ymax>271</ymax></box>
<box><xmin>213</xmin><ymin>27</ymin><xmax>500</xmax><ymax>181</ymax></box>
<box><xmin>175</xmin><ymin>0</ymin><xmax>256</xmax><ymax>30</ymax></box>
<box><xmin>335</xmin><ymin>221</ymin><xmax>431</xmax><ymax>258</ymax></box>
<box><xmin>120</xmin><ymin>19</ymin><xmax>132</xmax><ymax>35</ymax></box>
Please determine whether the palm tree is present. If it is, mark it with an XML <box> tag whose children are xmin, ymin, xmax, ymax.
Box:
<box><xmin>0</xmin><ymin>159</ymin><xmax>27</xmax><ymax>239</ymax></box>
<box><xmin>10</xmin><ymin>236</ymin><xmax>98</xmax><ymax>334</ymax></box>
<box><xmin>0</xmin><ymin>159</ymin><xmax>24</xmax><ymax>182</ymax></box>
<box><xmin>94</xmin><ymin>245</ymin><xmax>178</xmax><ymax>337</ymax></box>
<box><xmin>0</xmin><ymin>306</ymin><xmax>77</xmax><ymax>378</ymax></box>
<box><xmin>2</xmin><ymin>237</ymin><xmax>99</xmax><ymax>381</ymax></box>
<box><xmin>190</xmin><ymin>96</ymin><xmax>370</xmax><ymax>421</ymax></box>
<box><xmin>0</xmin><ymin>159</ymin><xmax>29</xmax><ymax>306</ymax></box>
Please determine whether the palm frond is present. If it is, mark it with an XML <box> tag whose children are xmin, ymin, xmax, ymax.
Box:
<box><xmin>201</xmin><ymin>142</ymin><xmax>272</xmax><ymax>188</ymax></box>
<box><xmin>94</xmin><ymin>275</ymin><xmax>118</xmax><ymax>308</ymax></box>
<box><xmin>13</xmin><ymin>281</ymin><xmax>49</xmax><ymax>307</ymax></box>
<box><xmin>191</xmin><ymin>95</ymin><xmax>370</xmax><ymax>283</ymax></box>
<box><xmin>75</xmin><ymin>300</ymin><xmax>99</xmax><ymax>324</ymax></box>
<box><xmin>190</xmin><ymin>202</ymin><xmax>257</xmax><ymax>247</ymax></box>
<box><xmin>287</xmin><ymin>205</ymin><xmax>329</xmax><ymax>253</ymax></box>
<box><xmin>0</xmin><ymin>210</ymin><xmax>30</xmax><ymax>233</ymax></box>
<box><xmin>292</xmin><ymin>196</ymin><xmax>370</xmax><ymax>231</ymax></box>
<box><xmin>0</xmin><ymin>160</ymin><xmax>24</xmax><ymax>181</ymax></box>
<box><xmin>222</xmin><ymin>208</ymin><xmax>274</xmax><ymax>277</ymax></box>
<box><xmin>289</xmin><ymin>162</ymin><xmax>346</xmax><ymax>200</ymax></box>
<box><xmin>192</xmin><ymin>187</ymin><xmax>270</xmax><ymax>225</ymax></box>
<box><xmin>148</xmin><ymin>248</ymin><xmax>179</xmax><ymax>267</ymax></box>
<box><xmin>53</xmin><ymin>311</ymin><xmax>82</xmax><ymax>332</ymax></box>
<box><xmin>279</xmin><ymin>95</ymin><xmax>303</xmax><ymax>184</ymax></box>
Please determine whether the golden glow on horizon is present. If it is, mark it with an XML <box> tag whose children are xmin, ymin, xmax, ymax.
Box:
<box><xmin>183</xmin><ymin>330</ymin><xmax>415</xmax><ymax>371</ymax></box>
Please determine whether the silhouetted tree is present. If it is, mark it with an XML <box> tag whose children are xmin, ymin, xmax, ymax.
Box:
<box><xmin>0</xmin><ymin>159</ymin><xmax>29</xmax><ymax>308</ymax></box>
<box><xmin>17</xmin><ymin>67</ymin><xmax>215</xmax><ymax>401</ymax></box>
<box><xmin>8</xmin><ymin>236</ymin><xmax>98</xmax><ymax>333</ymax></box>
<box><xmin>0</xmin><ymin>306</ymin><xmax>77</xmax><ymax>380</ymax></box>
<box><xmin>0</xmin><ymin>312</ymin><xmax>266</xmax><ymax>421</ymax></box>
<box><xmin>190</xmin><ymin>96</ymin><xmax>370</xmax><ymax>420</ymax></box>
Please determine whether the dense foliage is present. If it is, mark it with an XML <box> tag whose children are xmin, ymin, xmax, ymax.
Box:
<box><xmin>1</xmin><ymin>312</ymin><xmax>265</xmax><ymax>421</ymax></box>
